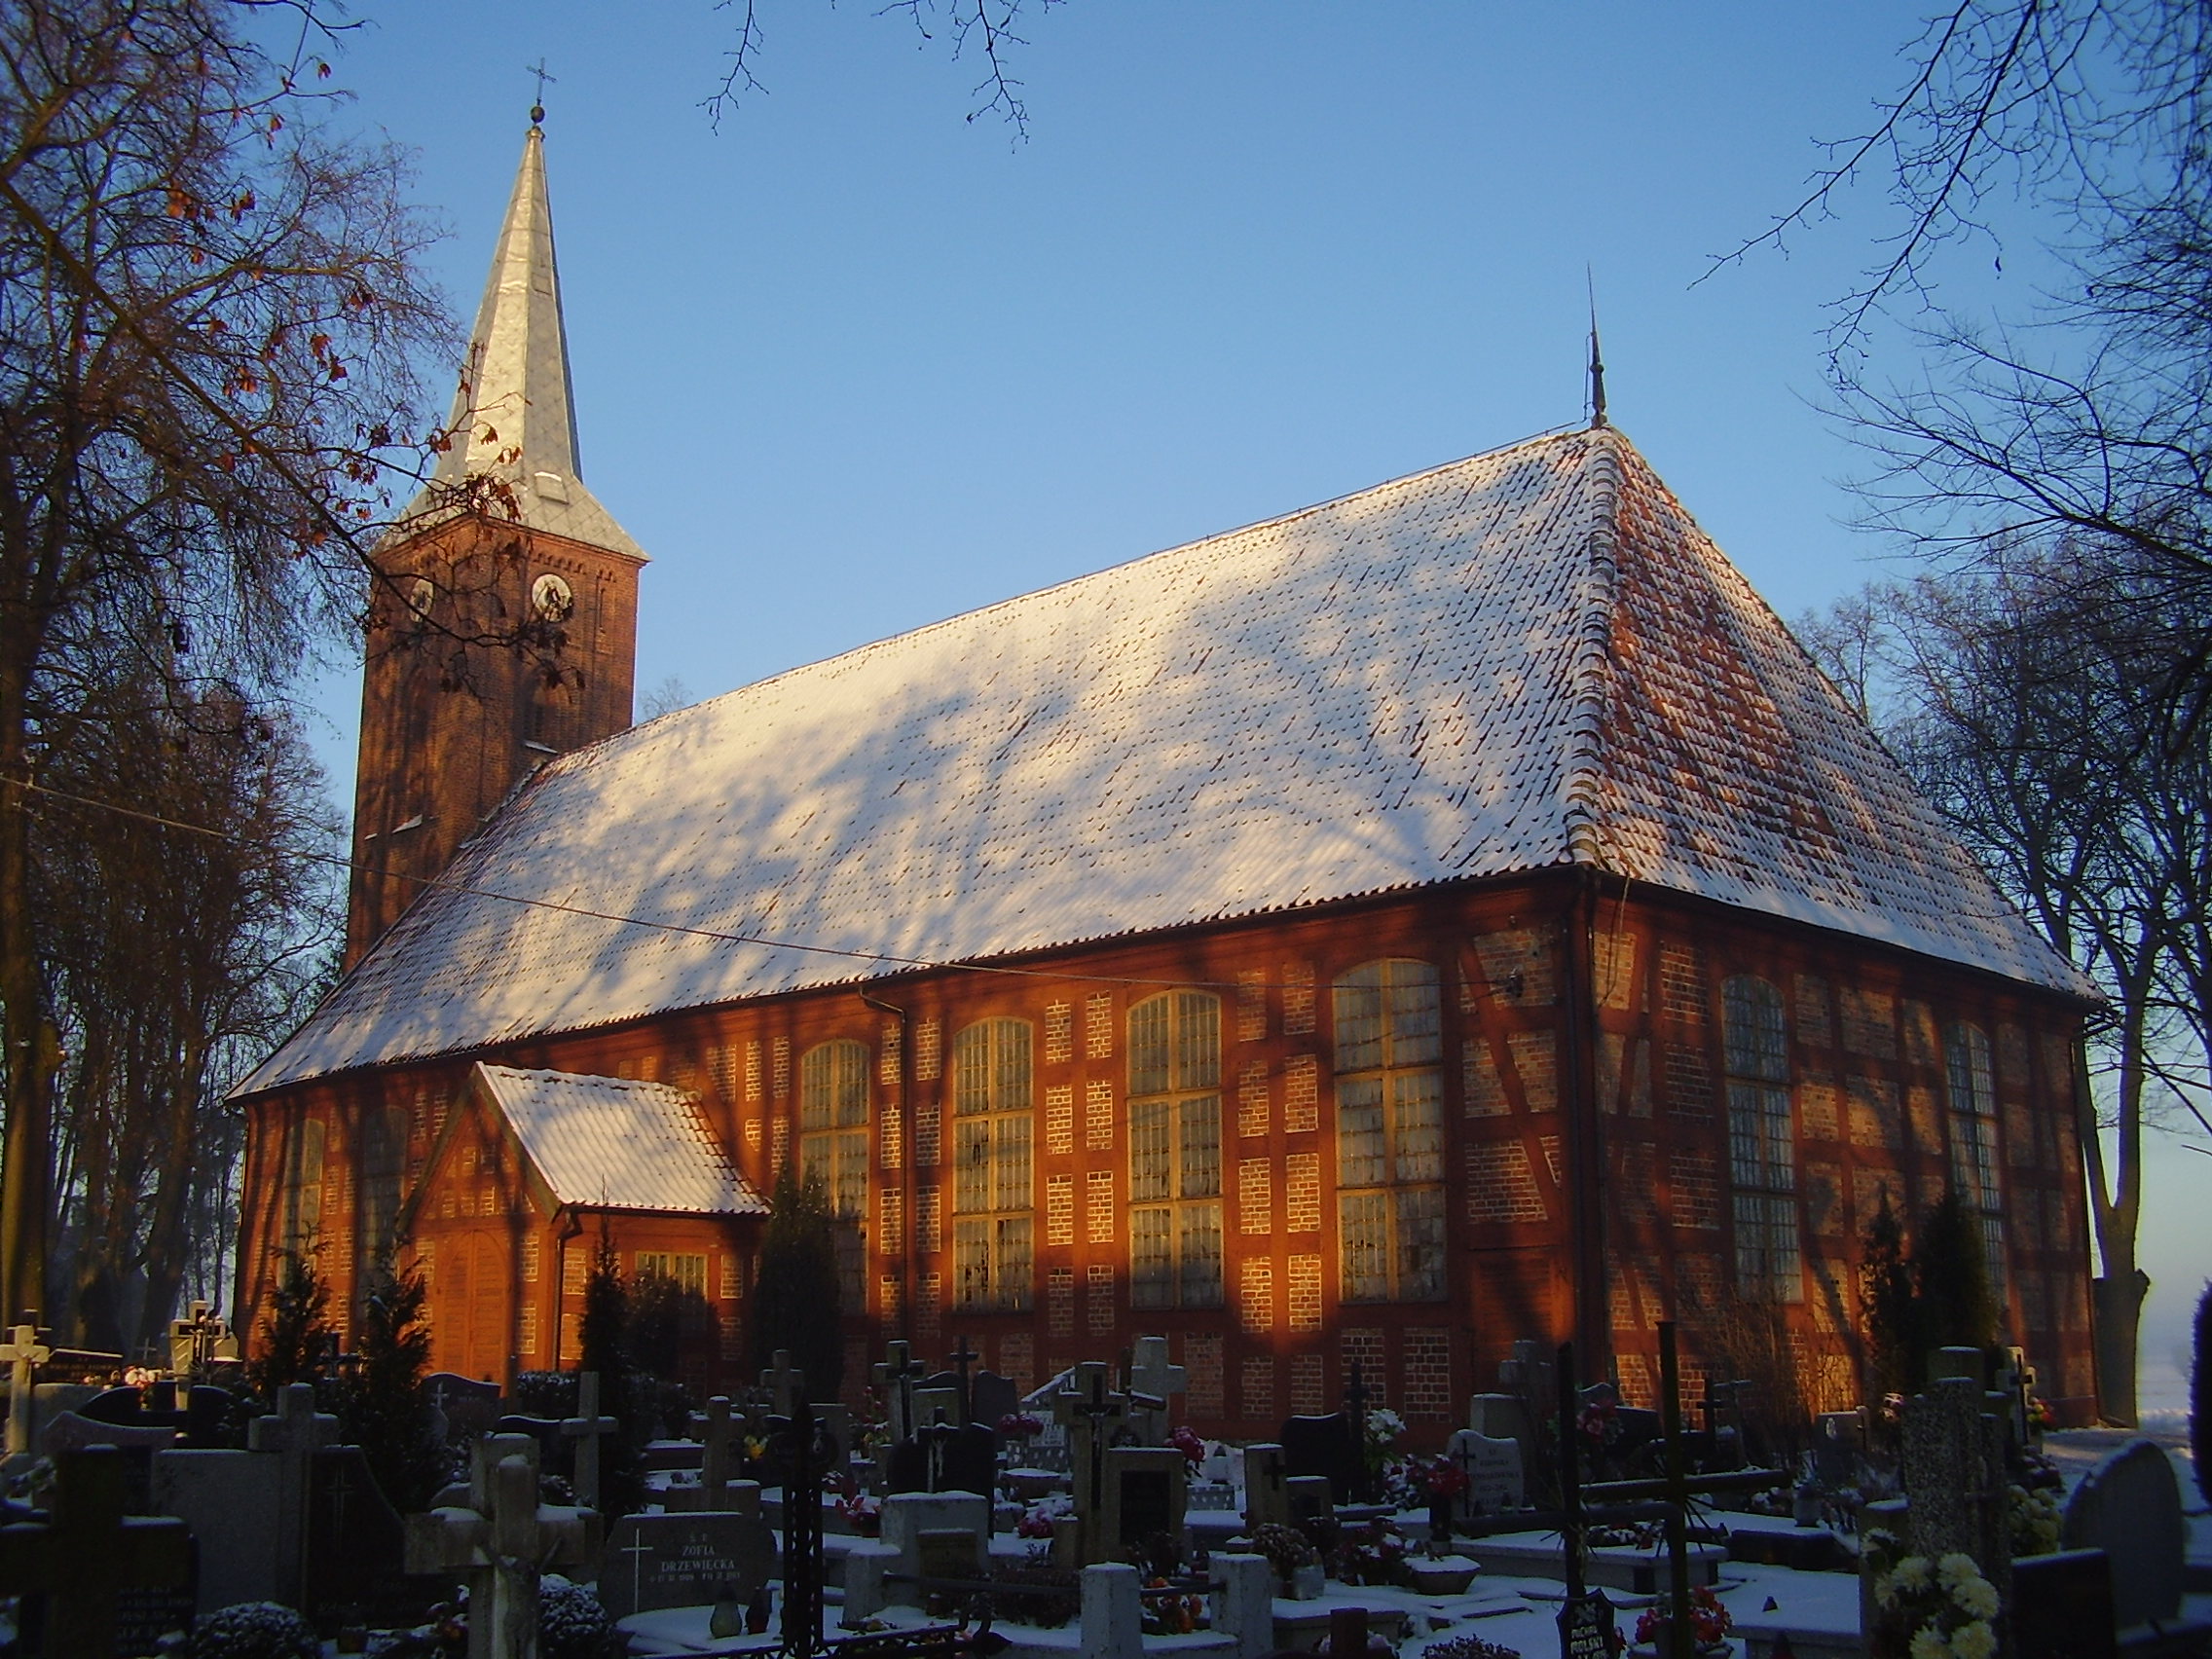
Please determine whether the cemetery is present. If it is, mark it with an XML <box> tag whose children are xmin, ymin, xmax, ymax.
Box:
<box><xmin>0</xmin><ymin>1309</ymin><xmax>2201</xmax><ymax>1659</ymax></box>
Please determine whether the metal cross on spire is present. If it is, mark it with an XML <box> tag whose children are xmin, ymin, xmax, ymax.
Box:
<box><xmin>527</xmin><ymin>57</ymin><xmax>556</xmax><ymax>125</ymax></box>
<box><xmin>1586</xmin><ymin>265</ymin><xmax>1608</xmax><ymax>429</ymax></box>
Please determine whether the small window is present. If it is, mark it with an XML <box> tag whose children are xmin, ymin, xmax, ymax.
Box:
<box><xmin>1945</xmin><ymin>1022</ymin><xmax>2007</xmax><ymax>1293</ymax></box>
<box><xmin>635</xmin><ymin>1251</ymin><xmax>708</xmax><ymax>1296</ymax></box>
<box><xmin>1722</xmin><ymin>976</ymin><xmax>1800</xmax><ymax>1301</ymax></box>
<box><xmin>1333</xmin><ymin>961</ymin><xmax>1445</xmax><ymax>1303</ymax></box>
<box><xmin>1128</xmin><ymin>992</ymin><xmax>1225</xmax><ymax>1309</ymax></box>
<box><xmin>800</xmin><ymin>1041</ymin><xmax>870</xmax><ymax>1303</ymax></box>
<box><xmin>952</xmin><ymin>1020</ymin><xmax>1033</xmax><ymax>1312</ymax></box>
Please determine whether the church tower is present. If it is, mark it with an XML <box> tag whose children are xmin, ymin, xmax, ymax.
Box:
<box><xmin>346</xmin><ymin>115</ymin><xmax>645</xmax><ymax>966</ymax></box>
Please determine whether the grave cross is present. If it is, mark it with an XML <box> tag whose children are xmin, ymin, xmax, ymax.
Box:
<box><xmin>405</xmin><ymin>1433</ymin><xmax>597</xmax><ymax>1659</ymax></box>
<box><xmin>781</xmin><ymin>1398</ymin><xmax>829</xmax><ymax>1659</ymax></box>
<box><xmin>0</xmin><ymin>1321</ymin><xmax>51</xmax><ymax>1456</ymax></box>
<box><xmin>701</xmin><ymin>1394</ymin><xmax>740</xmax><ymax>1510</ymax></box>
<box><xmin>945</xmin><ymin>1334</ymin><xmax>979</xmax><ymax>1423</ymax></box>
<box><xmin>761</xmin><ymin>1348</ymin><xmax>805</xmax><ymax>1417</ymax></box>
<box><xmin>1124</xmin><ymin>1336</ymin><xmax>1187</xmax><ymax>1446</ymax></box>
<box><xmin>167</xmin><ymin>1300</ymin><xmax>233</xmax><ymax>1380</ymax></box>
<box><xmin>1051</xmin><ymin>1362</ymin><xmax>1132</xmax><ymax>1524</ymax></box>
<box><xmin>560</xmin><ymin>1370</ymin><xmax>620</xmax><ymax>1511</ymax></box>
<box><xmin>0</xmin><ymin>1445</ymin><xmax>191</xmax><ymax>1659</ymax></box>
<box><xmin>247</xmin><ymin>1381</ymin><xmax>339</xmax><ymax>1605</ymax></box>
<box><xmin>872</xmin><ymin>1339</ymin><xmax>927</xmax><ymax>1444</ymax></box>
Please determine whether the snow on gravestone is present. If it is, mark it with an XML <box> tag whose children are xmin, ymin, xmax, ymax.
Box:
<box><xmin>2060</xmin><ymin>1437</ymin><xmax>2185</xmax><ymax>1631</ymax></box>
<box><xmin>1445</xmin><ymin>1427</ymin><xmax>1524</xmax><ymax>1521</ymax></box>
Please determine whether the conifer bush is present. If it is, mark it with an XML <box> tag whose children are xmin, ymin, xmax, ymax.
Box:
<box><xmin>750</xmin><ymin>1166</ymin><xmax>845</xmax><ymax>1402</ymax></box>
<box><xmin>187</xmin><ymin>1603</ymin><xmax>318</xmax><ymax>1659</ymax></box>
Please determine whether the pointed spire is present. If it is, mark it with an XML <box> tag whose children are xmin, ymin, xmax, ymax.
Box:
<box><xmin>1586</xmin><ymin>266</ymin><xmax>1608</xmax><ymax>430</ymax></box>
<box><xmin>418</xmin><ymin>118</ymin><xmax>642</xmax><ymax>559</ymax></box>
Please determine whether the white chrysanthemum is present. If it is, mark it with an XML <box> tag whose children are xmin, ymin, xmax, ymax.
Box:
<box><xmin>1893</xmin><ymin>1557</ymin><xmax>1933</xmax><ymax>1593</ymax></box>
<box><xmin>1909</xmin><ymin>1623</ymin><xmax>1952</xmax><ymax>1659</ymax></box>
<box><xmin>1951</xmin><ymin>1574</ymin><xmax>2000</xmax><ymax>1620</ymax></box>
<box><xmin>1936</xmin><ymin>1552</ymin><xmax>1980</xmax><ymax>1587</ymax></box>
<box><xmin>1951</xmin><ymin>1619</ymin><xmax>1997</xmax><ymax>1659</ymax></box>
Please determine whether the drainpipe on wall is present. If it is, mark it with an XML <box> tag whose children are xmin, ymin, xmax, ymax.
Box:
<box><xmin>551</xmin><ymin>1210</ymin><xmax>584</xmax><ymax>1370</ymax></box>
<box><xmin>859</xmin><ymin>990</ymin><xmax>914</xmax><ymax>1347</ymax></box>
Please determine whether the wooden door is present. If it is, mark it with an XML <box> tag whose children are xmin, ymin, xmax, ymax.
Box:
<box><xmin>463</xmin><ymin>1233</ymin><xmax>506</xmax><ymax>1383</ymax></box>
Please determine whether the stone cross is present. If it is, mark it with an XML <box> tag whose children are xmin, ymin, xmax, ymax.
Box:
<box><xmin>945</xmin><ymin>1334</ymin><xmax>980</xmax><ymax>1422</ymax></box>
<box><xmin>167</xmin><ymin>1300</ymin><xmax>234</xmax><ymax>1379</ymax></box>
<box><xmin>405</xmin><ymin>1434</ymin><xmax>598</xmax><ymax>1659</ymax></box>
<box><xmin>560</xmin><ymin>1370</ymin><xmax>620</xmax><ymax>1511</ymax></box>
<box><xmin>0</xmin><ymin>1322</ymin><xmax>52</xmax><ymax>1456</ymax></box>
<box><xmin>1052</xmin><ymin>1362</ymin><xmax>1133</xmax><ymax>1527</ymax></box>
<box><xmin>0</xmin><ymin>1445</ymin><xmax>191</xmax><ymax>1658</ymax></box>
<box><xmin>873</xmin><ymin>1340</ymin><xmax>927</xmax><ymax>1444</ymax></box>
<box><xmin>247</xmin><ymin>1381</ymin><xmax>339</xmax><ymax>1604</ymax></box>
<box><xmin>1124</xmin><ymin>1336</ymin><xmax>1186</xmax><ymax>1445</ymax></box>
<box><xmin>701</xmin><ymin>1394</ymin><xmax>740</xmax><ymax>1509</ymax></box>
<box><xmin>760</xmin><ymin>1349</ymin><xmax>804</xmax><ymax>1418</ymax></box>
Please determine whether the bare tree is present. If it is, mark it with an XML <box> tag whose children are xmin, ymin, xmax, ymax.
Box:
<box><xmin>1805</xmin><ymin>545</ymin><xmax>2212</xmax><ymax>1421</ymax></box>
<box><xmin>0</xmin><ymin>0</ymin><xmax>452</xmax><ymax>1328</ymax></box>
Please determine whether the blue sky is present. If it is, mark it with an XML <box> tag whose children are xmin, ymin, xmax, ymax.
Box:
<box><xmin>297</xmin><ymin>0</ymin><xmax>2205</xmax><ymax>1409</ymax></box>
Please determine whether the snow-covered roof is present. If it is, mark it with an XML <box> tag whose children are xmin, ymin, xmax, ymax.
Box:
<box><xmin>473</xmin><ymin>1063</ymin><xmax>764</xmax><ymax>1214</ymax></box>
<box><xmin>242</xmin><ymin>426</ymin><xmax>2087</xmax><ymax>1094</ymax></box>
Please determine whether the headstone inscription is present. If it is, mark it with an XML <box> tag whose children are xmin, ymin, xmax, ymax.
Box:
<box><xmin>1446</xmin><ymin>1427</ymin><xmax>1525</xmax><ymax>1521</ymax></box>
<box><xmin>1557</xmin><ymin>1589</ymin><xmax>1619</xmax><ymax>1659</ymax></box>
<box><xmin>601</xmin><ymin>1510</ymin><xmax>780</xmax><ymax>1619</ymax></box>
<box><xmin>0</xmin><ymin>1445</ymin><xmax>192</xmax><ymax>1659</ymax></box>
<box><xmin>1280</xmin><ymin>1412</ymin><xmax>1363</xmax><ymax>1507</ymax></box>
<box><xmin>2060</xmin><ymin>1436</ymin><xmax>2186</xmax><ymax>1632</ymax></box>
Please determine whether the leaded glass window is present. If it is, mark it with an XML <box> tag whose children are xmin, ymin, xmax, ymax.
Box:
<box><xmin>1722</xmin><ymin>976</ymin><xmax>1800</xmax><ymax>1301</ymax></box>
<box><xmin>1128</xmin><ymin>992</ymin><xmax>1224</xmax><ymax>1309</ymax></box>
<box><xmin>1333</xmin><ymin>960</ymin><xmax>1446</xmax><ymax>1303</ymax></box>
<box><xmin>952</xmin><ymin>1019</ymin><xmax>1034</xmax><ymax>1311</ymax></box>
<box><xmin>800</xmin><ymin>1040</ymin><xmax>870</xmax><ymax>1303</ymax></box>
<box><xmin>1945</xmin><ymin>1022</ymin><xmax>2007</xmax><ymax>1294</ymax></box>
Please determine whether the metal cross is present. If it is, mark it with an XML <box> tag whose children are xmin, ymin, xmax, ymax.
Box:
<box><xmin>526</xmin><ymin>57</ymin><xmax>556</xmax><ymax>117</ymax></box>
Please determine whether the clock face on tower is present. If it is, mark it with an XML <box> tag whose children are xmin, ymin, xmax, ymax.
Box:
<box><xmin>531</xmin><ymin>571</ymin><xmax>574</xmax><ymax>622</ymax></box>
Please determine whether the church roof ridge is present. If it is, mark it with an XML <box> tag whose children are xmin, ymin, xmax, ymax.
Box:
<box><xmin>399</xmin><ymin>122</ymin><xmax>644</xmax><ymax>561</ymax></box>
<box><xmin>238</xmin><ymin>426</ymin><xmax>2087</xmax><ymax>1096</ymax></box>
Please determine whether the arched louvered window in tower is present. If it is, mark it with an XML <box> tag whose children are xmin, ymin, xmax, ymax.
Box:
<box><xmin>952</xmin><ymin>1019</ymin><xmax>1034</xmax><ymax>1312</ymax></box>
<box><xmin>1333</xmin><ymin>960</ymin><xmax>1445</xmax><ymax>1303</ymax></box>
<box><xmin>1723</xmin><ymin>976</ymin><xmax>1801</xmax><ymax>1301</ymax></box>
<box><xmin>800</xmin><ymin>1039</ymin><xmax>870</xmax><ymax>1305</ymax></box>
<box><xmin>1128</xmin><ymin>991</ymin><xmax>1225</xmax><ymax>1309</ymax></box>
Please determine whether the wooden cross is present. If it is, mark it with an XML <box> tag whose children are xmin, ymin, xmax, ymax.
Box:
<box><xmin>560</xmin><ymin>1370</ymin><xmax>619</xmax><ymax>1511</ymax></box>
<box><xmin>0</xmin><ymin>1446</ymin><xmax>191</xmax><ymax>1658</ymax></box>
<box><xmin>700</xmin><ymin>1394</ymin><xmax>739</xmax><ymax>1509</ymax></box>
<box><xmin>760</xmin><ymin>1348</ymin><xmax>804</xmax><ymax>1418</ymax></box>
<box><xmin>0</xmin><ymin>1322</ymin><xmax>52</xmax><ymax>1456</ymax></box>
<box><xmin>405</xmin><ymin>1434</ymin><xmax>597</xmax><ymax>1659</ymax></box>
<box><xmin>871</xmin><ymin>1339</ymin><xmax>927</xmax><ymax>1443</ymax></box>
<box><xmin>247</xmin><ymin>1382</ymin><xmax>338</xmax><ymax>1605</ymax></box>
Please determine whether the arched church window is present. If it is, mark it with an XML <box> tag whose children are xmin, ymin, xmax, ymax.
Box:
<box><xmin>1333</xmin><ymin>960</ymin><xmax>1444</xmax><ymax>1303</ymax></box>
<box><xmin>1943</xmin><ymin>1021</ymin><xmax>2007</xmax><ymax>1294</ymax></box>
<box><xmin>1723</xmin><ymin>976</ymin><xmax>1801</xmax><ymax>1301</ymax></box>
<box><xmin>800</xmin><ymin>1040</ymin><xmax>870</xmax><ymax>1305</ymax></box>
<box><xmin>359</xmin><ymin>1104</ymin><xmax>409</xmax><ymax>1257</ymax></box>
<box><xmin>952</xmin><ymin>1019</ymin><xmax>1033</xmax><ymax>1312</ymax></box>
<box><xmin>1127</xmin><ymin>992</ymin><xmax>1224</xmax><ymax>1309</ymax></box>
<box><xmin>281</xmin><ymin>1116</ymin><xmax>327</xmax><ymax>1262</ymax></box>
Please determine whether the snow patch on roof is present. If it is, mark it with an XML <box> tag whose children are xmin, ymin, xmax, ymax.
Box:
<box><xmin>476</xmin><ymin>1064</ymin><xmax>764</xmax><ymax>1215</ymax></box>
<box><xmin>240</xmin><ymin>428</ymin><xmax>2085</xmax><ymax>1095</ymax></box>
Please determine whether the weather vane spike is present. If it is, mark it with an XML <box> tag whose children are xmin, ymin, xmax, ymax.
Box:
<box><xmin>527</xmin><ymin>57</ymin><xmax>556</xmax><ymax>125</ymax></box>
<box><xmin>1586</xmin><ymin>265</ymin><xmax>1608</xmax><ymax>430</ymax></box>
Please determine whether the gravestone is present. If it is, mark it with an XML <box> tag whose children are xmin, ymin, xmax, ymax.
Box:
<box><xmin>404</xmin><ymin>1434</ymin><xmax>597</xmax><ymax>1659</ymax></box>
<box><xmin>923</xmin><ymin>1416</ymin><xmax>998</xmax><ymax>1497</ymax></box>
<box><xmin>912</xmin><ymin>1383</ymin><xmax>962</xmax><ymax>1429</ymax></box>
<box><xmin>602</xmin><ymin>1509</ymin><xmax>779</xmax><ymax>1619</ymax></box>
<box><xmin>0</xmin><ymin>1323</ymin><xmax>52</xmax><ymax>1456</ymax></box>
<box><xmin>425</xmin><ymin>1372</ymin><xmax>501</xmax><ymax>1439</ymax></box>
<box><xmin>759</xmin><ymin>1350</ymin><xmax>804</xmax><ymax>1417</ymax></box>
<box><xmin>1241</xmin><ymin>1443</ymin><xmax>1288</xmax><ymax>1530</ymax></box>
<box><xmin>2013</xmin><ymin>1548</ymin><xmax>2119</xmax><ymax>1659</ymax></box>
<box><xmin>247</xmin><ymin>1382</ymin><xmax>339</xmax><ymax>1606</ymax></box>
<box><xmin>151</xmin><ymin>1446</ymin><xmax>279</xmax><ymax>1613</ymax></box>
<box><xmin>1557</xmin><ymin>1587</ymin><xmax>1619</xmax><ymax>1659</ymax></box>
<box><xmin>307</xmin><ymin>1444</ymin><xmax>434</xmax><ymax>1632</ymax></box>
<box><xmin>1098</xmin><ymin>1446</ymin><xmax>1187</xmax><ymax>1553</ymax></box>
<box><xmin>166</xmin><ymin>1302</ymin><xmax>240</xmax><ymax>1380</ymax></box>
<box><xmin>873</xmin><ymin>1341</ymin><xmax>928</xmax><ymax>1445</ymax></box>
<box><xmin>1445</xmin><ymin>1427</ymin><xmax>1524</xmax><ymax>1519</ymax></box>
<box><xmin>1285</xmin><ymin>1474</ymin><xmax>1333</xmax><ymax>1526</ymax></box>
<box><xmin>1897</xmin><ymin>1377</ymin><xmax>2009</xmax><ymax>1622</ymax></box>
<box><xmin>0</xmin><ymin>1446</ymin><xmax>192</xmax><ymax>1659</ymax></box>
<box><xmin>1052</xmin><ymin>1361</ymin><xmax>1137</xmax><ymax>1564</ymax></box>
<box><xmin>881</xmin><ymin>1490</ymin><xmax>989</xmax><ymax>1582</ymax></box>
<box><xmin>2060</xmin><ymin>1437</ymin><xmax>2185</xmax><ymax>1631</ymax></box>
<box><xmin>1280</xmin><ymin>1412</ymin><xmax>1362</xmax><ymax>1507</ymax></box>
<box><xmin>1811</xmin><ymin>1410</ymin><xmax>1863</xmax><ymax>1488</ymax></box>
<box><xmin>971</xmin><ymin>1369</ymin><xmax>1021</xmax><ymax>1434</ymax></box>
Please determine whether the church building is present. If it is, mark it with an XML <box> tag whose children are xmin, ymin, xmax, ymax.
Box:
<box><xmin>231</xmin><ymin>121</ymin><xmax>2103</xmax><ymax>1434</ymax></box>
